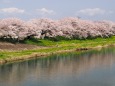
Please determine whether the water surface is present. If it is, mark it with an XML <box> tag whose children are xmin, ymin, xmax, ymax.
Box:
<box><xmin>0</xmin><ymin>47</ymin><xmax>115</xmax><ymax>86</ymax></box>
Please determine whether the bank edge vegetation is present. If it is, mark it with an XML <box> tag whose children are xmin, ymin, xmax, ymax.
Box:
<box><xmin>0</xmin><ymin>17</ymin><xmax>115</xmax><ymax>64</ymax></box>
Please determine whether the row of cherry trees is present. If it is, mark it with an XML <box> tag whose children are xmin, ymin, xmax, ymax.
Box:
<box><xmin>0</xmin><ymin>17</ymin><xmax>115</xmax><ymax>41</ymax></box>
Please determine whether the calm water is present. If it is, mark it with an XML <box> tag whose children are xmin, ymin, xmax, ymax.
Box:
<box><xmin>0</xmin><ymin>47</ymin><xmax>115</xmax><ymax>86</ymax></box>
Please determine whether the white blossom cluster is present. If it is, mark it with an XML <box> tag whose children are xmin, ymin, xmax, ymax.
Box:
<box><xmin>0</xmin><ymin>17</ymin><xmax>115</xmax><ymax>40</ymax></box>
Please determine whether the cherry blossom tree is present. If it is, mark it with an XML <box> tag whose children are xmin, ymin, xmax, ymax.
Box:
<box><xmin>0</xmin><ymin>17</ymin><xmax>115</xmax><ymax>42</ymax></box>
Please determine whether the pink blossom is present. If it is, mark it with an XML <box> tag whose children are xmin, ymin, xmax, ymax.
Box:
<box><xmin>0</xmin><ymin>17</ymin><xmax>115</xmax><ymax>40</ymax></box>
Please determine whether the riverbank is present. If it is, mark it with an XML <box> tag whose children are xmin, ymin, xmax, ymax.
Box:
<box><xmin>0</xmin><ymin>36</ymin><xmax>115</xmax><ymax>64</ymax></box>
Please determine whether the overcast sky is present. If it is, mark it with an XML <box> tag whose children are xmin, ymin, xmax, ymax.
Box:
<box><xmin>0</xmin><ymin>0</ymin><xmax>115</xmax><ymax>21</ymax></box>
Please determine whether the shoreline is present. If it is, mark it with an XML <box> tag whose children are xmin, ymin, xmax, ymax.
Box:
<box><xmin>0</xmin><ymin>44</ymin><xmax>114</xmax><ymax>65</ymax></box>
<box><xmin>0</xmin><ymin>49</ymin><xmax>75</xmax><ymax>64</ymax></box>
<box><xmin>0</xmin><ymin>36</ymin><xmax>115</xmax><ymax>65</ymax></box>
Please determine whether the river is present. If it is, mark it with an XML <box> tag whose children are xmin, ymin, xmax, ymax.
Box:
<box><xmin>0</xmin><ymin>47</ymin><xmax>115</xmax><ymax>86</ymax></box>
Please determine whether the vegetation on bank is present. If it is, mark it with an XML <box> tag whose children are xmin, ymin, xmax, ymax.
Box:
<box><xmin>0</xmin><ymin>36</ymin><xmax>115</xmax><ymax>64</ymax></box>
<box><xmin>0</xmin><ymin>17</ymin><xmax>115</xmax><ymax>64</ymax></box>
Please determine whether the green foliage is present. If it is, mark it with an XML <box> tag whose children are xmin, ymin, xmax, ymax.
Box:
<box><xmin>0</xmin><ymin>38</ymin><xmax>19</xmax><ymax>44</ymax></box>
<box><xmin>0</xmin><ymin>36</ymin><xmax>115</xmax><ymax>61</ymax></box>
<box><xmin>44</xmin><ymin>36</ymin><xmax>71</xmax><ymax>41</ymax></box>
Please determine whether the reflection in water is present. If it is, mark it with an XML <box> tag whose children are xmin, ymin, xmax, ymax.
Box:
<box><xmin>0</xmin><ymin>47</ymin><xmax>115</xmax><ymax>86</ymax></box>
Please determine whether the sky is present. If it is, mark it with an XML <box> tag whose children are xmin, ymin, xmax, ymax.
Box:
<box><xmin>0</xmin><ymin>0</ymin><xmax>115</xmax><ymax>21</ymax></box>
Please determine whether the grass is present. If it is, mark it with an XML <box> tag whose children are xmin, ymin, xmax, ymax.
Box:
<box><xmin>0</xmin><ymin>36</ymin><xmax>115</xmax><ymax>63</ymax></box>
